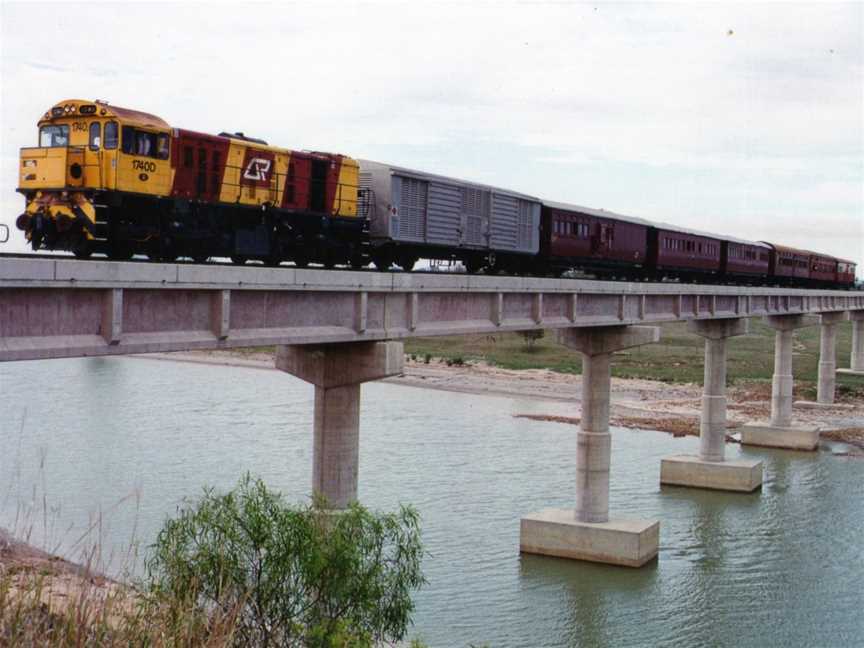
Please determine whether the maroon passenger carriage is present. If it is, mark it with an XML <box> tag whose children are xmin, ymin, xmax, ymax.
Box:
<box><xmin>723</xmin><ymin>239</ymin><xmax>771</xmax><ymax>282</ymax></box>
<box><xmin>837</xmin><ymin>259</ymin><xmax>857</xmax><ymax>288</ymax></box>
<box><xmin>762</xmin><ymin>244</ymin><xmax>811</xmax><ymax>285</ymax></box>
<box><xmin>540</xmin><ymin>201</ymin><xmax>650</xmax><ymax>278</ymax></box>
<box><xmin>650</xmin><ymin>224</ymin><xmax>722</xmax><ymax>280</ymax></box>
<box><xmin>809</xmin><ymin>252</ymin><xmax>840</xmax><ymax>286</ymax></box>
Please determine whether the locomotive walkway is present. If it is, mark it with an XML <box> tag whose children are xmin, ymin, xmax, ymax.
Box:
<box><xmin>1</xmin><ymin>257</ymin><xmax>863</xmax><ymax>567</ymax></box>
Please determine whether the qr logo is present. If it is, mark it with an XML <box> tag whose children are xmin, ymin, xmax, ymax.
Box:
<box><xmin>243</xmin><ymin>158</ymin><xmax>272</xmax><ymax>182</ymax></box>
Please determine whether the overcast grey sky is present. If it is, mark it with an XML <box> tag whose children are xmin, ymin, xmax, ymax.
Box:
<box><xmin>1</xmin><ymin>1</ymin><xmax>862</xmax><ymax>272</ymax></box>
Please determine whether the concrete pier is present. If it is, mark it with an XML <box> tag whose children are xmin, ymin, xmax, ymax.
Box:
<box><xmin>276</xmin><ymin>341</ymin><xmax>404</xmax><ymax>508</ymax></box>
<box><xmin>816</xmin><ymin>312</ymin><xmax>844</xmax><ymax>404</ymax></box>
<box><xmin>739</xmin><ymin>315</ymin><xmax>819</xmax><ymax>451</ymax></box>
<box><xmin>837</xmin><ymin>311</ymin><xmax>864</xmax><ymax>377</ymax></box>
<box><xmin>661</xmin><ymin>318</ymin><xmax>762</xmax><ymax>492</ymax></box>
<box><xmin>852</xmin><ymin>312</ymin><xmax>864</xmax><ymax>372</ymax></box>
<box><xmin>520</xmin><ymin>325</ymin><xmax>661</xmax><ymax>567</ymax></box>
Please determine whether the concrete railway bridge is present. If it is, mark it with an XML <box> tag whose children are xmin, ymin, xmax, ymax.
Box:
<box><xmin>1</xmin><ymin>257</ymin><xmax>863</xmax><ymax>567</ymax></box>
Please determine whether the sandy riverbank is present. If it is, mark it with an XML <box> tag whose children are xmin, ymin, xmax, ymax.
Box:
<box><xmin>132</xmin><ymin>350</ymin><xmax>864</xmax><ymax>454</ymax></box>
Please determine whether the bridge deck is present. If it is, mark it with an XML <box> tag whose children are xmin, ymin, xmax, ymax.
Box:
<box><xmin>1</xmin><ymin>257</ymin><xmax>861</xmax><ymax>362</ymax></box>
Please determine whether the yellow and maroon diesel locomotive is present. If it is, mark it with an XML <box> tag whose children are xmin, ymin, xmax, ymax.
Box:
<box><xmin>17</xmin><ymin>99</ymin><xmax>363</xmax><ymax>266</ymax></box>
<box><xmin>15</xmin><ymin>99</ymin><xmax>857</xmax><ymax>289</ymax></box>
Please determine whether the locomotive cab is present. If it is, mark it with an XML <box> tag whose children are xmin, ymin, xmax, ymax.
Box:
<box><xmin>16</xmin><ymin>99</ymin><xmax>171</xmax><ymax>256</ymax></box>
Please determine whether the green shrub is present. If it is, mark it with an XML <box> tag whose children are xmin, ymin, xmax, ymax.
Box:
<box><xmin>146</xmin><ymin>475</ymin><xmax>426</xmax><ymax>648</ymax></box>
<box><xmin>517</xmin><ymin>329</ymin><xmax>545</xmax><ymax>351</ymax></box>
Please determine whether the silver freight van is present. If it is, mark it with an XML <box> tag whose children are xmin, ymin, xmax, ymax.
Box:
<box><xmin>358</xmin><ymin>160</ymin><xmax>541</xmax><ymax>272</ymax></box>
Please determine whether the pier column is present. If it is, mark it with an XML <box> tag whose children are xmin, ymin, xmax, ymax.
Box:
<box><xmin>814</xmin><ymin>312</ymin><xmax>845</xmax><ymax>404</ymax></box>
<box><xmin>739</xmin><ymin>315</ymin><xmax>819</xmax><ymax>451</ymax></box>
<box><xmin>839</xmin><ymin>311</ymin><xmax>864</xmax><ymax>375</ymax></box>
<box><xmin>276</xmin><ymin>341</ymin><xmax>404</xmax><ymax>508</ymax></box>
<box><xmin>660</xmin><ymin>318</ymin><xmax>762</xmax><ymax>492</ymax></box>
<box><xmin>520</xmin><ymin>325</ymin><xmax>661</xmax><ymax>567</ymax></box>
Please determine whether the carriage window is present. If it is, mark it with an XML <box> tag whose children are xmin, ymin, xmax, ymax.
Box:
<box><xmin>104</xmin><ymin>121</ymin><xmax>118</xmax><ymax>149</ymax></box>
<box><xmin>89</xmin><ymin>122</ymin><xmax>101</xmax><ymax>150</ymax></box>
<box><xmin>39</xmin><ymin>124</ymin><xmax>69</xmax><ymax>147</ymax></box>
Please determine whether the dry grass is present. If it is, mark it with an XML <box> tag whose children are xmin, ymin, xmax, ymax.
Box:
<box><xmin>0</xmin><ymin>569</ymin><xmax>242</xmax><ymax>647</ymax></box>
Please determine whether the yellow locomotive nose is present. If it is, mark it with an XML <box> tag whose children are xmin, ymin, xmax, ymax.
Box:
<box><xmin>18</xmin><ymin>192</ymin><xmax>97</xmax><ymax>254</ymax></box>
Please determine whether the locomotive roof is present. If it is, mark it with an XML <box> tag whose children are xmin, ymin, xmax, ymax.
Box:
<box><xmin>359</xmin><ymin>159</ymin><xmax>542</xmax><ymax>202</ymax></box>
<box><xmin>544</xmin><ymin>200</ymin><xmax>768</xmax><ymax>248</ymax></box>
<box><xmin>40</xmin><ymin>99</ymin><xmax>170</xmax><ymax>129</ymax></box>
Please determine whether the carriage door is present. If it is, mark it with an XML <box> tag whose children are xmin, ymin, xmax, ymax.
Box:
<box><xmin>461</xmin><ymin>186</ymin><xmax>490</xmax><ymax>248</ymax></box>
<box><xmin>309</xmin><ymin>159</ymin><xmax>328</xmax><ymax>212</ymax></box>
<box><xmin>599</xmin><ymin>223</ymin><xmax>613</xmax><ymax>251</ymax></box>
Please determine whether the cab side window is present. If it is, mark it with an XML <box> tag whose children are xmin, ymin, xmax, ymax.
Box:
<box><xmin>156</xmin><ymin>134</ymin><xmax>170</xmax><ymax>160</ymax></box>
<box><xmin>121</xmin><ymin>126</ymin><xmax>167</xmax><ymax>159</ymax></box>
<box><xmin>89</xmin><ymin>122</ymin><xmax>101</xmax><ymax>150</ymax></box>
<box><xmin>104</xmin><ymin>122</ymin><xmax>118</xmax><ymax>149</ymax></box>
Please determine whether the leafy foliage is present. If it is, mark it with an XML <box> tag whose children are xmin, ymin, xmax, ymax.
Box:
<box><xmin>146</xmin><ymin>475</ymin><xmax>426</xmax><ymax>647</ymax></box>
<box><xmin>517</xmin><ymin>329</ymin><xmax>545</xmax><ymax>351</ymax></box>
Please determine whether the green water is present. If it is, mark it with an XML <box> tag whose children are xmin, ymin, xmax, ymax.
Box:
<box><xmin>1</xmin><ymin>357</ymin><xmax>861</xmax><ymax>647</ymax></box>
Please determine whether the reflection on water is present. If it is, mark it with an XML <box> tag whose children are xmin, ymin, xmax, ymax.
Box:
<box><xmin>1</xmin><ymin>357</ymin><xmax>862</xmax><ymax>647</ymax></box>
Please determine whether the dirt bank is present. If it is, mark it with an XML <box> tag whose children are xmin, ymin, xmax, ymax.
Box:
<box><xmin>0</xmin><ymin>528</ymin><xmax>126</xmax><ymax>618</ymax></box>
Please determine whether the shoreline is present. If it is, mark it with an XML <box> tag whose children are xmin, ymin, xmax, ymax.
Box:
<box><xmin>129</xmin><ymin>350</ymin><xmax>864</xmax><ymax>453</ymax></box>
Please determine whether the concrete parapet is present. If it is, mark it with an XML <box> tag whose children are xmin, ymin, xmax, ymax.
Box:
<box><xmin>519</xmin><ymin>508</ymin><xmax>659</xmax><ymax>568</ymax></box>
<box><xmin>739</xmin><ymin>423</ymin><xmax>820</xmax><ymax>451</ymax></box>
<box><xmin>277</xmin><ymin>341</ymin><xmax>404</xmax><ymax>508</ymax></box>
<box><xmin>660</xmin><ymin>454</ymin><xmax>763</xmax><ymax>492</ymax></box>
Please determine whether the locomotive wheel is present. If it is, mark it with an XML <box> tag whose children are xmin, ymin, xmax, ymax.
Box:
<box><xmin>72</xmin><ymin>238</ymin><xmax>93</xmax><ymax>259</ymax></box>
<box><xmin>463</xmin><ymin>257</ymin><xmax>483</xmax><ymax>274</ymax></box>
<box><xmin>292</xmin><ymin>251</ymin><xmax>309</xmax><ymax>268</ymax></box>
<box><xmin>372</xmin><ymin>250</ymin><xmax>392</xmax><ymax>271</ymax></box>
<box><xmin>398</xmin><ymin>254</ymin><xmax>418</xmax><ymax>272</ymax></box>
<box><xmin>108</xmin><ymin>244</ymin><xmax>133</xmax><ymax>261</ymax></box>
<box><xmin>349</xmin><ymin>255</ymin><xmax>367</xmax><ymax>269</ymax></box>
<box><xmin>192</xmin><ymin>254</ymin><xmax>209</xmax><ymax>264</ymax></box>
<box><xmin>230</xmin><ymin>255</ymin><xmax>247</xmax><ymax>265</ymax></box>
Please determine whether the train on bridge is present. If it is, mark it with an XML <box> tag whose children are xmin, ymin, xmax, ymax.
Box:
<box><xmin>14</xmin><ymin>99</ymin><xmax>857</xmax><ymax>289</ymax></box>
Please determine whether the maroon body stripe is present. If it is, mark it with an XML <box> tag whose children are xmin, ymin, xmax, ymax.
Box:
<box><xmin>170</xmin><ymin>129</ymin><xmax>230</xmax><ymax>202</ymax></box>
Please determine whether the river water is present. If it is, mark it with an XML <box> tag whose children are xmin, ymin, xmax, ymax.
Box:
<box><xmin>1</xmin><ymin>357</ymin><xmax>861</xmax><ymax>647</ymax></box>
